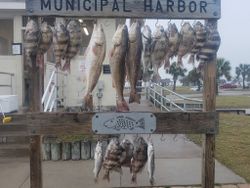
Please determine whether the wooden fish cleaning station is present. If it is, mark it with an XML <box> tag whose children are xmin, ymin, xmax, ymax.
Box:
<box><xmin>0</xmin><ymin>0</ymin><xmax>221</xmax><ymax>188</ymax></box>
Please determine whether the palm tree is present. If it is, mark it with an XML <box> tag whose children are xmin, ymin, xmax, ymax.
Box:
<box><xmin>187</xmin><ymin>68</ymin><xmax>202</xmax><ymax>91</ymax></box>
<box><xmin>169</xmin><ymin>62</ymin><xmax>187</xmax><ymax>91</ymax></box>
<box><xmin>236</xmin><ymin>64</ymin><xmax>250</xmax><ymax>89</ymax></box>
<box><xmin>216</xmin><ymin>58</ymin><xmax>232</xmax><ymax>94</ymax></box>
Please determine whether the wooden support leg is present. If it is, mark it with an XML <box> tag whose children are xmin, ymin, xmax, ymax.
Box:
<box><xmin>202</xmin><ymin>134</ymin><xmax>215</xmax><ymax>188</ymax></box>
<box><xmin>30</xmin><ymin>135</ymin><xmax>42</xmax><ymax>188</ymax></box>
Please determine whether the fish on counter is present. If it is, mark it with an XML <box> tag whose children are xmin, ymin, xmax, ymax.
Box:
<box><xmin>24</xmin><ymin>18</ymin><xmax>40</xmax><ymax>67</ymax></box>
<box><xmin>120</xmin><ymin>139</ymin><xmax>134</xmax><ymax>167</ymax></box>
<box><xmin>188</xmin><ymin>21</ymin><xmax>207</xmax><ymax>65</ymax></box>
<box><xmin>177</xmin><ymin>22</ymin><xmax>196</xmax><ymax>66</ymax></box>
<box><xmin>141</xmin><ymin>25</ymin><xmax>153</xmax><ymax>82</ymax></box>
<box><xmin>36</xmin><ymin>21</ymin><xmax>53</xmax><ymax>68</ymax></box>
<box><xmin>125</xmin><ymin>21</ymin><xmax>142</xmax><ymax>104</ymax></box>
<box><xmin>151</xmin><ymin>25</ymin><xmax>168</xmax><ymax>82</ymax></box>
<box><xmin>164</xmin><ymin>23</ymin><xmax>181</xmax><ymax>71</ymax></box>
<box><xmin>109</xmin><ymin>24</ymin><xmax>129</xmax><ymax>112</ymax></box>
<box><xmin>53</xmin><ymin>21</ymin><xmax>69</xmax><ymax>69</ymax></box>
<box><xmin>197</xmin><ymin>24</ymin><xmax>221</xmax><ymax>63</ymax></box>
<box><xmin>83</xmin><ymin>24</ymin><xmax>106</xmax><ymax>111</ymax></box>
<box><xmin>93</xmin><ymin>141</ymin><xmax>103</xmax><ymax>183</ymax></box>
<box><xmin>102</xmin><ymin>138</ymin><xmax>123</xmax><ymax>182</ymax></box>
<box><xmin>130</xmin><ymin>136</ymin><xmax>148</xmax><ymax>184</ymax></box>
<box><xmin>147</xmin><ymin>141</ymin><xmax>155</xmax><ymax>185</ymax></box>
<box><xmin>62</xmin><ymin>19</ymin><xmax>81</xmax><ymax>72</ymax></box>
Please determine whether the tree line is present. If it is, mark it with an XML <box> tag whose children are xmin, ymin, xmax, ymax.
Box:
<box><xmin>166</xmin><ymin>58</ymin><xmax>250</xmax><ymax>93</ymax></box>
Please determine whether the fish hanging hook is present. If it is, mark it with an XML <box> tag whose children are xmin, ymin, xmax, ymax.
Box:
<box><xmin>147</xmin><ymin>134</ymin><xmax>152</xmax><ymax>142</ymax></box>
<box><xmin>168</xmin><ymin>19</ymin><xmax>172</xmax><ymax>26</ymax></box>
<box><xmin>155</xmin><ymin>19</ymin><xmax>159</xmax><ymax>27</ymax></box>
<box><xmin>192</xmin><ymin>20</ymin><xmax>197</xmax><ymax>26</ymax></box>
<box><xmin>160</xmin><ymin>134</ymin><xmax>166</xmax><ymax>142</ymax></box>
<box><xmin>180</xmin><ymin>20</ymin><xmax>184</xmax><ymax>26</ymax></box>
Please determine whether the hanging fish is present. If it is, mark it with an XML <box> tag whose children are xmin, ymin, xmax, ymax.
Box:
<box><xmin>126</xmin><ymin>21</ymin><xmax>142</xmax><ymax>104</ymax></box>
<box><xmin>120</xmin><ymin>139</ymin><xmax>134</xmax><ymax>167</ymax></box>
<box><xmin>83</xmin><ymin>24</ymin><xmax>106</xmax><ymax>111</ymax></box>
<box><xmin>24</xmin><ymin>18</ymin><xmax>40</xmax><ymax>67</ymax></box>
<box><xmin>188</xmin><ymin>21</ymin><xmax>207</xmax><ymax>65</ymax></box>
<box><xmin>147</xmin><ymin>141</ymin><xmax>155</xmax><ymax>185</ymax></box>
<box><xmin>141</xmin><ymin>25</ymin><xmax>153</xmax><ymax>82</ymax></box>
<box><xmin>130</xmin><ymin>137</ymin><xmax>148</xmax><ymax>184</ymax></box>
<box><xmin>164</xmin><ymin>23</ymin><xmax>181</xmax><ymax>71</ymax></box>
<box><xmin>151</xmin><ymin>25</ymin><xmax>168</xmax><ymax>82</ymax></box>
<box><xmin>93</xmin><ymin>141</ymin><xmax>103</xmax><ymax>183</ymax></box>
<box><xmin>177</xmin><ymin>22</ymin><xmax>195</xmax><ymax>66</ymax></box>
<box><xmin>36</xmin><ymin>21</ymin><xmax>53</xmax><ymax>68</ymax></box>
<box><xmin>62</xmin><ymin>19</ymin><xmax>81</xmax><ymax>72</ymax></box>
<box><xmin>109</xmin><ymin>24</ymin><xmax>129</xmax><ymax>112</ymax></box>
<box><xmin>102</xmin><ymin>138</ymin><xmax>123</xmax><ymax>182</ymax></box>
<box><xmin>197</xmin><ymin>25</ymin><xmax>221</xmax><ymax>63</ymax></box>
<box><xmin>53</xmin><ymin>21</ymin><xmax>69</xmax><ymax>68</ymax></box>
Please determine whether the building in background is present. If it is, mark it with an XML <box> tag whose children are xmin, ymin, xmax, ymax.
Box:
<box><xmin>0</xmin><ymin>0</ymin><xmax>124</xmax><ymax>111</ymax></box>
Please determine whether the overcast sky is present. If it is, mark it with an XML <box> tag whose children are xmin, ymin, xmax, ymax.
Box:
<box><xmin>144</xmin><ymin>0</ymin><xmax>250</xmax><ymax>77</ymax></box>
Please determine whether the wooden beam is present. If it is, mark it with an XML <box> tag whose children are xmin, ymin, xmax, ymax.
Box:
<box><xmin>0</xmin><ymin>112</ymin><xmax>218</xmax><ymax>136</ymax></box>
<box><xmin>30</xmin><ymin>135</ymin><xmax>42</xmax><ymax>188</ymax></box>
<box><xmin>202</xmin><ymin>19</ymin><xmax>217</xmax><ymax>188</ymax></box>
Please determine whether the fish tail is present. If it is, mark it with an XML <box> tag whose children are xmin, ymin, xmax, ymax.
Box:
<box><xmin>164</xmin><ymin>59</ymin><xmax>171</xmax><ymax>70</ymax></box>
<box><xmin>129</xmin><ymin>92</ymin><xmax>140</xmax><ymax>104</ymax></box>
<box><xmin>131</xmin><ymin>173</ymin><xmax>137</xmax><ymax>184</ymax></box>
<box><xmin>103</xmin><ymin>171</ymin><xmax>110</xmax><ymax>182</ymax></box>
<box><xmin>188</xmin><ymin>54</ymin><xmax>195</xmax><ymax>65</ymax></box>
<box><xmin>62</xmin><ymin>59</ymin><xmax>71</xmax><ymax>73</ymax></box>
<box><xmin>149</xmin><ymin>177</ymin><xmax>155</xmax><ymax>185</ymax></box>
<box><xmin>83</xmin><ymin>94</ymin><xmax>93</xmax><ymax>111</ymax></box>
<box><xmin>116</xmin><ymin>100</ymin><xmax>130</xmax><ymax>112</ymax></box>
<box><xmin>137</xmin><ymin>118</ymin><xmax>145</xmax><ymax>129</ymax></box>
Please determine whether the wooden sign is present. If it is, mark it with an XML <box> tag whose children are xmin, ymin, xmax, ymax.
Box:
<box><xmin>26</xmin><ymin>0</ymin><xmax>221</xmax><ymax>19</ymax></box>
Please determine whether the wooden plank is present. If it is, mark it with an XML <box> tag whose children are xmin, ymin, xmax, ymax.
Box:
<box><xmin>202</xmin><ymin>19</ymin><xmax>217</xmax><ymax>188</ymax></box>
<box><xmin>26</xmin><ymin>0</ymin><xmax>221</xmax><ymax>19</ymax></box>
<box><xmin>30</xmin><ymin>135</ymin><xmax>43</xmax><ymax>188</ymax></box>
<box><xmin>0</xmin><ymin>112</ymin><xmax>218</xmax><ymax>136</ymax></box>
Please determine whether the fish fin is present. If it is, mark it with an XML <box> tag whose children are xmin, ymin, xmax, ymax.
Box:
<box><xmin>137</xmin><ymin>118</ymin><xmax>145</xmax><ymax>129</ymax></box>
<box><xmin>188</xmin><ymin>54</ymin><xmax>195</xmax><ymax>65</ymax></box>
<box><xmin>149</xmin><ymin>177</ymin><xmax>155</xmax><ymax>185</ymax></box>
<box><xmin>109</xmin><ymin>47</ymin><xmax>115</xmax><ymax>59</ymax></box>
<box><xmin>131</xmin><ymin>173</ymin><xmax>137</xmax><ymax>184</ymax></box>
<box><xmin>94</xmin><ymin>177</ymin><xmax>98</xmax><ymax>183</ymax></box>
<box><xmin>103</xmin><ymin>171</ymin><xmax>110</xmax><ymax>182</ymax></box>
<box><xmin>164</xmin><ymin>59</ymin><xmax>171</xmax><ymax>70</ymax></box>
<box><xmin>92</xmin><ymin>45</ymin><xmax>99</xmax><ymax>56</ymax></box>
<box><xmin>62</xmin><ymin>59</ymin><xmax>71</xmax><ymax>73</ymax></box>
<box><xmin>116</xmin><ymin>100</ymin><xmax>130</xmax><ymax>112</ymax></box>
<box><xmin>83</xmin><ymin>94</ymin><xmax>93</xmax><ymax>111</ymax></box>
<box><xmin>129</xmin><ymin>93</ymin><xmax>140</xmax><ymax>104</ymax></box>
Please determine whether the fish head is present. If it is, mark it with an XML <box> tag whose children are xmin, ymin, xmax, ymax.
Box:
<box><xmin>181</xmin><ymin>22</ymin><xmax>194</xmax><ymax>35</ymax></box>
<box><xmin>26</xmin><ymin>19</ymin><xmax>39</xmax><ymax>31</ymax></box>
<box><xmin>104</xmin><ymin>118</ymin><xmax>116</xmax><ymax>128</ymax></box>
<box><xmin>153</xmin><ymin>25</ymin><xmax>165</xmax><ymax>39</ymax></box>
<box><xmin>128</xmin><ymin>21</ymin><xmax>141</xmax><ymax>43</ymax></box>
<box><xmin>193</xmin><ymin>21</ymin><xmax>205</xmax><ymax>32</ymax></box>
<box><xmin>67</xmin><ymin>20</ymin><xmax>81</xmax><ymax>32</ymax></box>
<box><xmin>168</xmin><ymin>23</ymin><xmax>178</xmax><ymax>35</ymax></box>
<box><xmin>109</xmin><ymin>137</ymin><xmax>120</xmax><ymax>147</ymax></box>
<box><xmin>55</xmin><ymin>22</ymin><xmax>67</xmax><ymax>34</ymax></box>
<box><xmin>142</xmin><ymin>25</ymin><xmax>152</xmax><ymax>39</ymax></box>
<box><xmin>112</xmin><ymin>24</ymin><xmax>127</xmax><ymax>46</ymax></box>
<box><xmin>120</xmin><ymin>139</ymin><xmax>131</xmax><ymax>149</ymax></box>
<box><xmin>93</xmin><ymin>24</ymin><xmax>106</xmax><ymax>46</ymax></box>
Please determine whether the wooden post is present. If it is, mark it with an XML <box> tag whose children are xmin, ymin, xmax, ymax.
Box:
<box><xmin>202</xmin><ymin>19</ymin><xmax>217</xmax><ymax>188</ymax></box>
<box><xmin>27</xmin><ymin>17</ymin><xmax>43</xmax><ymax>188</ymax></box>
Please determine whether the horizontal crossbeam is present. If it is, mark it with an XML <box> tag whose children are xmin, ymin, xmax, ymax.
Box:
<box><xmin>0</xmin><ymin>112</ymin><xmax>218</xmax><ymax>136</ymax></box>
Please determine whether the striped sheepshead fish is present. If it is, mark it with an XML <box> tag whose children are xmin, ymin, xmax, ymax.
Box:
<box><xmin>53</xmin><ymin>21</ymin><xmax>69</xmax><ymax>69</ymax></box>
<box><xmin>24</xmin><ymin>18</ymin><xmax>40</xmax><ymax>67</ymax></box>
<box><xmin>62</xmin><ymin>19</ymin><xmax>81</xmax><ymax>72</ymax></box>
<box><xmin>197</xmin><ymin>26</ymin><xmax>221</xmax><ymax>63</ymax></box>
<box><xmin>188</xmin><ymin>21</ymin><xmax>207</xmax><ymax>65</ymax></box>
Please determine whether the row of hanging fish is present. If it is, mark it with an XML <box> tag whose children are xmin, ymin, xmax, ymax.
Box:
<box><xmin>93</xmin><ymin>137</ymin><xmax>155</xmax><ymax>185</ymax></box>
<box><xmin>24</xmin><ymin>18</ymin><xmax>81</xmax><ymax>71</ymax></box>
<box><xmin>141</xmin><ymin>21</ymin><xmax>221</xmax><ymax>82</ymax></box>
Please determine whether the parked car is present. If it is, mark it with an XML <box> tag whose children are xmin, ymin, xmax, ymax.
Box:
<box><xmin>219</xmin><ymin>83</ymin><xmax>237</xmax><ymax>89</ymax></box>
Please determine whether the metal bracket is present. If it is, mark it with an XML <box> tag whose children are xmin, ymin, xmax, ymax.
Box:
<box><xmin>92</xmin><ymin>113</ymin><xmax>156</xmax><ymax>134</ymax></box>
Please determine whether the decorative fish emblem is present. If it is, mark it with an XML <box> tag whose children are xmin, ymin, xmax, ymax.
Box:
<box><xmin>104</xmin><ymin>116</ymin><xmax>145</xmax><ymax>131</ymax></box>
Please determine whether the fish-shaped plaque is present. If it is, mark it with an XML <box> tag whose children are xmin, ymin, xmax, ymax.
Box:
<box><xmin>92</xmin><ymin>113</ymin><xmax>156</xmax><ymax>134</ymax></box>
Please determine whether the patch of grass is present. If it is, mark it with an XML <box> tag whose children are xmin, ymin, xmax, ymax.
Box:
<box><xmin>189</xmin><ymin>113</ymin><xmax>250</xmax><ymax>182</ymax></box>
<box><xmin>216</xmin><ymin>96</ymin><xmax>250</xmax><ymax>108</ymax></box>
